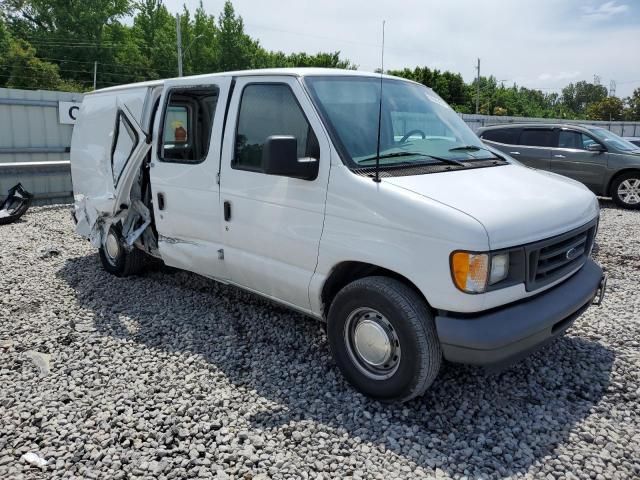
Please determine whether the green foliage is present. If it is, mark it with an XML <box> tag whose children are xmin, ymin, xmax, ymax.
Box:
<box><xmin>387</xmin><ymin>66</ymin><xmax>466</xmax><ymax>108</ymax></box>
<box><xmin>561</xmin><ymin>81</ymin><xmax>608</xmax><ymax>115</ymax></box>
<box><xmin>0</xmin><ymin>0</ymin><xmax>352</xmax><ymax>91</ymax></box>
<box><xmin>0</xmin><ymin>0</ymin><xmax>638</xmax><ymax>122</ymax></box>
<box><xmin>625</xmin><ymin>88</ymin><xmax>640</xmax><ymax>120</ymax></box>
<box><xmin>586</xmin><ymin>97</ymin><xmax>624</xmax><ymax>121</ymax></box>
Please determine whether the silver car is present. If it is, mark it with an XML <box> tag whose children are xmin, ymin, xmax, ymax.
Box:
<box><xmin>478</xmin><ymin>124</ymin><xmax>640</xmax><ymax>209</ymax></box>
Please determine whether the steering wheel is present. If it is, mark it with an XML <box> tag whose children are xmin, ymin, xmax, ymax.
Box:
<box><xmin>399</xmin><ymin>130</ymin><xmax>426</xmax><ymax>143</ymax></box>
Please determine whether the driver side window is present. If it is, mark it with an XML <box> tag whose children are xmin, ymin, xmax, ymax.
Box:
<box><xmin>233</xmin><ymin>83</ymin><xmax>319</xmax><ymax>171</ymax></box>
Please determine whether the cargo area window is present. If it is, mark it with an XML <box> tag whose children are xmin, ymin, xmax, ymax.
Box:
<box><xmin>159</xmin><ymin>87</ymin><xmax>219</xmax><ymax>164</ymax></box>
<box><xmin>233</xmin><ymin>84</ymin><xmax>318</xmax><ymax>171</ymax></box>
<box><xmin>111</xmin><ymin>111</ymin><xmax>138</xmax><ymax>187</ymax></box>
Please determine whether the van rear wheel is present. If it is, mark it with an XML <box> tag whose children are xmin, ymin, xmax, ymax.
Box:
<box><xmin>327</xmin><ymin>276</ymin><xmax>441</xmax><ymax>402</ymax></box>
<box><xmin>98</xmin><ymin>225</ymin><xmax>146</xmax><ymax>277</ymax></box>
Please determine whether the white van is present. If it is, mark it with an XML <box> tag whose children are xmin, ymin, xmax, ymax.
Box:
<box><xmin>70</xmin><ymin>68</ymin><xmax>607</xmax><ymax>402</ymax></box>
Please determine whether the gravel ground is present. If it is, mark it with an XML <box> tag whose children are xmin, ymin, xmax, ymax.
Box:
<box><xmin>1</xmin><ymin>201</ymin><xmax>639</xmax><ymax>480</ymax></box>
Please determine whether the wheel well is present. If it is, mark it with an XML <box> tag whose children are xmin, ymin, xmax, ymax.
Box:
<box><xmin>320</xmin><ymin>261</ymin><xmax>430</xmax><ymax>318</ymax></box>
<box><xmin>607</xmin><ymin>169</ymin><xmax>640</xmax><ymax>196</ymax></box>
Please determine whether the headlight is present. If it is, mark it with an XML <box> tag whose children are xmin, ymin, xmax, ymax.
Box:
<box><xmin>489</xmin><ymin>253</ymin><xmax>509</xmax><ymax>285</ymax></box>
<box><xmin>451</xmin><ymin>251</ymin><xmax>510</xmax><ymax>293</ymax></box>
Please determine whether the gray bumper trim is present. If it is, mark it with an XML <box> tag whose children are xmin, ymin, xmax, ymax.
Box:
<box><xmin>435</xmin><ymin>258</ymin><xmax>603</xmax><ymax>366</ymax></box>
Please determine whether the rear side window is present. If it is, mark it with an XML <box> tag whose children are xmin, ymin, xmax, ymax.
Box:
<box><xmin>481</xmin><ymin>128</ymin><xmax>521</xmax><ymax>145</ymax></box>
<box><xmin>557</xmin><ymin>130</ymin><xmax>598</xmax><ymax>150</ymax></box>
<box><xmin>234</xmin><ymin>84</ymin><xmax>318</xmax><ymax>171</ymax></box>
<box><xmin>111</xmin><ymin>112</ymin><xmax>138</xmax><ymax>187</ymax></box>
<box><xmin>159</xmin><ymin>87</ymin><xmax>219</xmax><ymax>164</ymax></box>
<box><xmin>519</xmin><ymin>129</ymin><xmax>555</xmax><ymax>147</ymax></box>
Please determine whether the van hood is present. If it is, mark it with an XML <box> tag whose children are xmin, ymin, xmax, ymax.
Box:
<box><xmin>384</xmin><ymin>164</ymin><xmax>599</xmax><ymax>249</ymax></box>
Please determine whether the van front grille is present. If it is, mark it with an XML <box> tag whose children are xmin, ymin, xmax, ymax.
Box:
<box><xmin>525</xmin><ymin>220</ymin><xmax>597</xmax><ymax>291</ymax></box>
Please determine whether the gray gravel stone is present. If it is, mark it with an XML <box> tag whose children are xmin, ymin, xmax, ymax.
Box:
<box><xmin>0</xmin><ymin>202</ymin><xmax>639</xmax><ymax>479</ymax></box>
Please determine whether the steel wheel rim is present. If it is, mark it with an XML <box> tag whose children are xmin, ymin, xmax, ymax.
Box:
<box><xmin>104</xmin><ymin>231</ymin><xmax>121</xmax><ymax>265</ymax></box>
<box><xmin>344</xmin><ymin>307</ymin><xmax>401</xmax><ymax>380</ymax></box>
<box><xmin>618</xmin><ymin>178</ymin><xmax>640</xmax><ymax>205</ymax></box>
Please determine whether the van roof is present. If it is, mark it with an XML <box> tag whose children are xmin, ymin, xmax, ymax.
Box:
<box><xmin>90</xmin><ymin>68</ymin><xmax>420</xmax><ymax>95</ymax></box>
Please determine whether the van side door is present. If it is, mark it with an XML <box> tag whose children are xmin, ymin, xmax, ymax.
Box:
<box><xmin>150</xmin><ymin>76</ymin><xmax>232</xmax><ymax>279</ymax></box>
<box><xmin>513</xmin><ymin>128</ymin><xmax>554</xmax><ymax>171</ymax></box>
<box><xmin>218</xmin><ymin>76</ymin><xmax>331</xmax><ymax>312</ymax></box>
<box><xmin>550</xmin><ymin>128</ymin><xmax>608</xmax><ymax>194</ymax></box>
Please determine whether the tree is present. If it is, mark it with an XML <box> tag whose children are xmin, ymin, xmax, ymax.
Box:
<box><xmin>586</xmin><ymin>97</ymin><xmax>625</xmax><ymax>121</ymax></box>
<box><xmin>624</xmin><ymin>88</ymin><xmax>640</xmax><ymax>121</ymax></box>
<box><xmin>214</xmin><ymin>1</ymin><xmax>256</xmax><ymax>71</ymax></box>
<box><xmin>387</xmin><ymin>66</ymin><xmax>468</xmax><ymax>108</ymax></box>
<box><xmin>131</xmin><ymin>0</ymin><xmax>178</xmax><ymax>79</ymax></box>
<box><xmin>3</xmin><ymin>37</ymin><xmax>81</xmax><ymax>90</ymax></box>
<box><xmin>2</xmin><ymin>0</ymin><xmax>134</xmax><ymax>88</ymax></box>
<box><xmin>186</xmin><ymin>1</ymin><xmax>218</xmax><ymax>74</ymax></box>
<box><xmin>561</xmin><ymin>81</ymin><xmax>608</xmax><ymax>116</ymax></box>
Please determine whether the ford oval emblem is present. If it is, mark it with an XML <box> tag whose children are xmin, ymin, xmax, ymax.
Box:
<box><xmin>565</xmin><ymin>247</ymin><xmax>579</xmax><ymax>260</ymax></box>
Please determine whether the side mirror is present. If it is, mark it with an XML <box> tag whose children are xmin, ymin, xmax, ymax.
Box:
<box><xmin>262</xmin><ymin>135</ymin><xmax>318</xmax><ymax>181</ymax></box>
<box><xmin>587</xmin><ymin>143</ymin><xmax>606</xmax><ymax>153</ymax></box>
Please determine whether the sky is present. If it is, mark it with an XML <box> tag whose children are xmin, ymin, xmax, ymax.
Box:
<box><xmin>163</xmin><ymin>0</ymin><xmax>640</xmax><ymax>97</ymax></box>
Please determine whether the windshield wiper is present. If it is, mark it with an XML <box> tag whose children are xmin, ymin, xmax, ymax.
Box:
<box><xmin>359</xmin><ymin>151</ymin><xmax>467</xmax><ymax>167</ymax></box>
<box><xmin>359</xmin><ymin>152</ymin><xmax>425</xmax><ymax>162</ymax></box>
<box><xmin>449</xmin><ymin>144</ymin><xmax>507</xmax><ymax>161</ymax></box>
<box><xmin>449</xmin><ymin>145</ymin><xmax>481</xmax><ymax>152</ymax></box>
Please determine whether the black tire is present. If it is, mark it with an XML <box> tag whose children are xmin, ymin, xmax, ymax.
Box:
<box><xmin>611</xmin><ymin>172</ymin><xmax>640</xmax><ymax>209</ymax></box>
<box><xmin>98</xmin><ymin>224</ymin><xmax>146</xmax><ymax>277</ymax></box>
<box><xmin>327</xmin><ymin>276</ymin><xmax>441</xmax><ymax>402</ymax></box>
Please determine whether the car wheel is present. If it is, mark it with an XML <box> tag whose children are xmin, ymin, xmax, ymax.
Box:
<box><xmin>98</xmin><ymin>224</ymin><xmax>146</xmax><ymax>276</ymax></box>
<box><xmin>611</xmin><ymin>172</ymin><xmax>640</xmax><ymax>209</ymax></box>
<box><xmin>327</xmin><ymin>276</ymin><xmax>442</xmax><ymax>402</ymax></box>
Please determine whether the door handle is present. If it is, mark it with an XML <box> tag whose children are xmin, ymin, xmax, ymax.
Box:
<box><xmin>553</xmin><ymin>154</ymin><xmax>566</xmax><ymax>158</ymax></box>
<box><xmin>224</xmin><ymin>200</ymin><xmax>231</xmax><ymax>221</ymax></box>
<box><xmin>509</xmin><ymin>151</ymin><xmax>520</xmax><ymax>155</ymax></box>
<box><xmin>157</xmin><ymin>192</ymin><xmax>165</xmax><ymax>210</ymax></box>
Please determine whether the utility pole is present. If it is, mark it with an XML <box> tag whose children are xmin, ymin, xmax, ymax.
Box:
<box><xmin>475</xmin><ymin>58</ymin><xmax>481</xmax><ymax>114</ymax></box>
<box><xmin>93</xmin><ymin>61</ymin><xmax>97</xmax><ymax>90</ymax></box>
<box><xmin>176</xmin><ymin>13</ymin><xmax>183</xmax><ymax>77</ymax></box>
<box><xmin>608</xmin><ymin>80</ymin><xmax>617</xmax><ymax>121</ymax></box>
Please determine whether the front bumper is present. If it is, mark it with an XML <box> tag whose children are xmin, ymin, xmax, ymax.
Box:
<box><xmin>435</xmin><ymin>258</ymin><xmax>605</xmax><ymax>367</ymax></box>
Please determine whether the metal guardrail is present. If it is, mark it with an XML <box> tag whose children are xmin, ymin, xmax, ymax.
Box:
<box><xmin>0</xmin><ymin>160</ymin><xmax>70</xmax><ymax>170</ymax></box>
<box><xmin>0</xmin><ymin>160</ymin><xmax>72</xmax><ymax>205</ymax></box>
<box><xmin>0</xmin><ymin>147</ymin><xmax>70</xmax><ymax>154</ymax></box>
<box><xmin>0</xmin><ymin>98</ymin><xmax>61</xmax><ymax>107</ymax></box>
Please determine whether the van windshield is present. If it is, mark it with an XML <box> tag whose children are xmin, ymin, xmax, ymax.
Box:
<box><xmin>304</xmin><ymin>75</ymin><xmax>496</xmax><ymax>167</ymax></box>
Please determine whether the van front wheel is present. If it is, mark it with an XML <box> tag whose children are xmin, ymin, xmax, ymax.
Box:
<box><xmin>98</xmin><ymin>225</ymin><xmax>146</xmax><ymax>277</ymax></box>
<box><xmin>327</xmin><ymin>276</ymin><xmax>441</xmax><ymax>402</ymax></box>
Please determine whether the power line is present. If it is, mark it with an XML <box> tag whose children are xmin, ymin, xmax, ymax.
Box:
<box><xmin>0</xmin><ymin>62</ymin><xmax>154</xmax><ymax>79</ymax></box>
<box><xmin>35</xmin><ymin>57</ymin><xmax>178</xmax><ymax>74</ymax></box>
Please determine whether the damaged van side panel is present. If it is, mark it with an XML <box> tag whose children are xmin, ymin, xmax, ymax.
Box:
<box><xmin>70</xmin><ymin>87</ymin><xmax>154</xmax><ymax>250</ymax></box>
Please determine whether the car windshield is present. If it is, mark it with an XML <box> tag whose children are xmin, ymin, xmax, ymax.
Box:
<box><xmin>590</xmin><ymin>128</ymin><xmax>640</xmax><ymax>152</ymax></box>
<box><xmin>304</xmin><ymin>76</ymin><xmax>496</xmax><ymax>166</ymax></box>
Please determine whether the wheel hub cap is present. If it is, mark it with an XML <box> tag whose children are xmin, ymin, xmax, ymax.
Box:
<box><xmin>105</xmin><ymin>232</ymin><xmax>120</xmax><ymax>262</ymax></box>
<box><xmin>344</xmin><ymin>308</ymin><xmax>401</xmax><ymax>380</ymax></box>
<box><xmin>353</xmin><ymin>320</ymin><xmax>391</xmax><ymax>366</ymax></box>
<box><xmin>618</xmin><ymin>178</ymin><xmax>640</xmax><ymax>205</ymax></box>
